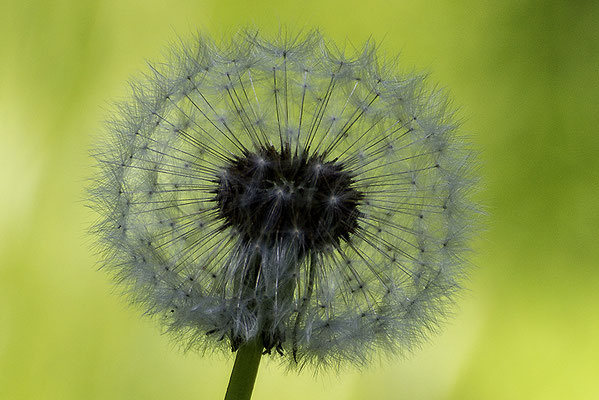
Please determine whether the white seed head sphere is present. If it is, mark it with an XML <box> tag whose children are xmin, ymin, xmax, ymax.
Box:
<box><xmin>90</xmin><ymin>30</ymin><xmax>478</xmax><ymax>370</ymax></box>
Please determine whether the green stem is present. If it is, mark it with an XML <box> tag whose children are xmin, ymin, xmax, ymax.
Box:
<box><xmin>224</xmin><ymin>337</ymin><xmax>264</xmax><ymax>400</ymax></box>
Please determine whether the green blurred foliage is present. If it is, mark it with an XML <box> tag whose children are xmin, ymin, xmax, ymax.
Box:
<box><xmin>1</xmin><ymin>0</ymin><xmax>598</xmax><ymax>399</ymax></box>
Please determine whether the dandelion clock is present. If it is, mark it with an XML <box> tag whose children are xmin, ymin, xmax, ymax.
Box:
<box><xmin>89</xmin><ymin>29</ymin><xmax>479</xmax><ymax>400</ymax></box>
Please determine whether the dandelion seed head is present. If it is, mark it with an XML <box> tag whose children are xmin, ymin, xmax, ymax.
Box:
<box><xmin>90</xmin><ymin>29</ymin><xmax>479</xmax><ymax>370</ymax></box>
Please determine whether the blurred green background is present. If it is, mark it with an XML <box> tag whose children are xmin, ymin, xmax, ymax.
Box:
<box><xmin>1</xmin><ymin>0</ymin><xmax>598</xmax><ymax>399</ymax></box>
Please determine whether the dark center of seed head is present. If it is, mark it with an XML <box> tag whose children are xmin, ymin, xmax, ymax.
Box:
<box><xmin>215</xmin><ymin>144</ymin><xmax>363</xmax><ymax>253</ymax></box>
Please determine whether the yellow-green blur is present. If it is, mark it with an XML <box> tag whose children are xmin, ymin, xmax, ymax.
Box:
<box><xmin>1</xmin><ymin>0</ymin><xmax>597</xmax><ymax>399</ymax></box>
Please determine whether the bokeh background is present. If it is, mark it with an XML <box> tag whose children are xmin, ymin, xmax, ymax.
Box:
<box><xmin>1</xmin><ymin>0</ymin><xmax>598</xmax><ymax>399</ymax></box>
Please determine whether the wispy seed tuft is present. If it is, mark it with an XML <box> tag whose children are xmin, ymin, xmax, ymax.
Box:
<box><xmin>89</xmin><ymin>29</ymin><xmax>479</xmax><ymax>371</ymax></box>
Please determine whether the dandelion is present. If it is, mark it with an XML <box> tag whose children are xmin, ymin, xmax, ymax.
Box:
<box><xmin>90</xmin><ymin>29</ymin><xmax>478</xmax><ymax>399</ymax></box>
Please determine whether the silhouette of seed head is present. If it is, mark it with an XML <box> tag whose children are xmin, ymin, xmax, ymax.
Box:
<box><xmin>215</xmin><ymin>144</ymin><xmax>363</xmax><ymax>252</ymax></box>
